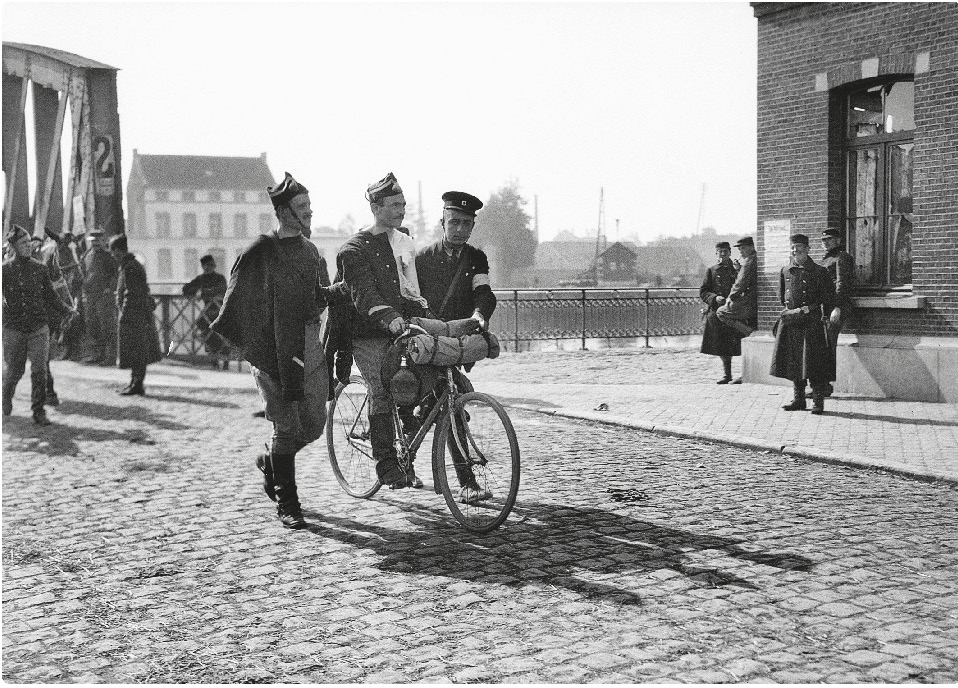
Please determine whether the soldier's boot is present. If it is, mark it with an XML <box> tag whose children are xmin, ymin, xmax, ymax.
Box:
<box><xmin>811</xmin><ymin>389</ymin><xmax>825</xmax><ymax>415</ymax></box>
<box><xmin>717</xmin><ymin>356</ymin><xmax>733</xmax><ymax>384</ymax></box>
<box><xmin>370</xmin><ymin>412</ymin><xmax>409</xmax><ymax>488</ymax></box>
<box><xmin>782</xmin><ymin>380</ymin><xmax>807</xmax><ymax>411</ymax></box>
<box><xmin>255</xmin><ymin>443</ymin><xmax>277</xmax><ymax>502</ymax></box>
<box><xmin>271</xmin><ymin>452</ymin><xmax>306</xmax><ymax>529</ymax></box>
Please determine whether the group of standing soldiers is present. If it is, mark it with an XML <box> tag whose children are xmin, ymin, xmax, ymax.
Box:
<box><xmin>3</xmin><ymin>223</ymin><xmax>164</xmax><ymax>425</ymax></box>
<box><xmin>700</xmin><ymin>229</ymin><xmax>854</xmax><ymax>415</ymax></box>
<box><xmin>210</xmin><ymin>172</ymin><xmax>495</xmax><ymax>530</ymax></box>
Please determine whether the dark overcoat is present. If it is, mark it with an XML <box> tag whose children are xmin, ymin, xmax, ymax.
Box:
<box><xmin>769</xmin><ymin>258</ymin><xmax>835</xmax><ymax>382</ymax></box>
<box><xmin>210</xmin><ymin>233</ymin><xmax>327</xmax><ymax>401</ymax></box>
<box><xmin>699</xmin><ymin>259</ymin><xmax>739</xmax><ymax>357</ymax></box>
<box><xmin>116</xmin><ymin>254</ymin><xmax>163</xmax><ymax>369</ymax></box>
<box><xmin>820</xmin><ymin>247</ymin><xmax>855</xmax><ymax>314</ymax></box>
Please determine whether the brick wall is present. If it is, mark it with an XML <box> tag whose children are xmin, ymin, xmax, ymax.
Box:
<box><xmin>754</xmin><ymin>2</ymin><xmax>958</xmax><ymax>337</ymax></box>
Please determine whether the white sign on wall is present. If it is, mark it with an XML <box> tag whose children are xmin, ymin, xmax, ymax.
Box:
<box><xmin>763</xmin><ymin>219</ymin><xmax>792</xmax><ymax>274</ymax></box>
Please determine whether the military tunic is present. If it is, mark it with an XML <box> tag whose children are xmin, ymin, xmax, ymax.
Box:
<box><xmin>415</xmin><ymin>241</ymin><xmax>496</xmax><ymax>322</ymax></box>
<box><xmin>699</xmin><ymin>259</ymin><xmax>740</xmax><ymax>357</ymax></box>
<box><xmin>769</xmin><ymin>258</ymin><xmax>835</xmax><ymax>383</ymax></box>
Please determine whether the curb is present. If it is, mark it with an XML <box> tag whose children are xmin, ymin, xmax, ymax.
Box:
<box><xmin>503</xmin><ymin>403</ymin><xmax>958</xmax><ymax>487</ymax></box>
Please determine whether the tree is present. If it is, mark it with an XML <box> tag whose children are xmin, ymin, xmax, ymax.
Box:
<box><xmin>472</xmin><ymin>180</ymin><xmax>537</xmax><ymax>282</ymax></box>
<box><xmin>337</xmin><ymin>214</ymin><xmax>358</xmax><ymax>235</ymax></box>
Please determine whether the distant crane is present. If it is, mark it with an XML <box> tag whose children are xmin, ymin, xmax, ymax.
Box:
<box><xmin>695</xmin><ymin>182</ymin><xmax>707</xmax><ymax>235</ymax></box>
<box><xmin>593</xmin><ymin>187</ymin><xmax>606</xmax><ymax>285</ymax></box>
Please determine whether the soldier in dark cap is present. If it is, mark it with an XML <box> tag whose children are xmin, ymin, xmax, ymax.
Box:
<box><xmin>415</xmin><ymin>190</ymin><xmax>498</xmax><ymax>503</ymax></box>
<box><xmin>715</xmin><ymin>236</ymin><xmax>758</xmax><ymax>344</ymax></box>
<box><xmin>699</xmin><ymin>241</ymin><xmax>741</xmax><ymax>384</ymax></box>
<box><xmin>2</xmin><ymin>225</ymin><xmax>75</xmax><ymax>425</ymax></box>
<box><xmin>108</xmin><ymin>235</ymin><xmax>163</xmax><ymax>396</ymax></box>
<box><xmin>211</xmin><ymin>172</ymin><xmax>330</xmax><ymax>530</ymax></box>
<box><xmin>331</xmin><ymin>172</ymin><xmax>432</xmax><ymax>490</ymax></box>
<box><xmin>182</xmin><ymin>254</ymin><xmax>230</xmax><ymax>370</ymax></box>
<box><xmin>819</xmin><ymin>227</ymin><xmax>855</xmax><ymax>396</ymax></box>
<box><xmin>770</xmin><ymin>233</ymin><xmax>835</xmax><ymax>415</ymax></box>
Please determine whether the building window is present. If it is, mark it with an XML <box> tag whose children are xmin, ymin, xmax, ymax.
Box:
<box><xmin>843</xmin><ymin>79</ymin><xmax>914</xmax><ymax>288</ymax></box>
<box><xmin>209</xmin><ymin>213</ymin><xmax>223</xmax><ymax>238</ymax></box>
<box><xmin>184</xmin><ymin>248</ymin><xmax>199</xmax><ymax>277</ymax></box>
<box><xmin>182</xmin><ymin>190</ymin><xmax>195</xmax><ymax>202</ymax></box>
<box><xmin>155</xmin><ymin>190</ymin><xmax>169</xmax><ymax>202</ymax></box>
<box><xmin>156</xmin><ymin>212</ymin><xmax>171</xmax><ymax>238</ymax></box>
<box><xmin>234</xmin><ymin>213</ymin><xmax>248</xmax><ymax>238</ymax></box>
<box><xmin>183</xmin><ymin>212</ymin><xmax>197</xmax><ymax>238</ymax></box>
<box><xmin>259</xmin><ymin>213</ymin><xmax>273</xmax><ymax>234</ymax></box>
<box><xmin>209</xmin><ymin>190</ymin><xmax>221</xmax><ymax>203</ymax></box>
<box><xmin>157</xmin><ymin>248</ymin><xmax>172</xmax><ymax>279</ymax></box>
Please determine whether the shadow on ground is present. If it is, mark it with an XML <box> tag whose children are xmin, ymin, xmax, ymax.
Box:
<box><xmin>309</xmin><ymin>500</ymin><xmax>813</xmax><ymax>606</ymax></box>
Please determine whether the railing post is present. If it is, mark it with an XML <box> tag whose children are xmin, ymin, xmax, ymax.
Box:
<box><xmin>644</xmin><ymin>289</ymin><xmax>651</xmax><ymax>348</ymax></box>
<box><xmin>161</xmin><ymin>297</ymin><xmax>172</xmax><ymax>355</ymax></box>
<box><xmin>513</xmin><ymin>289</ymin><xmax>519</xmax><ymax>353</ymax></box>
<box><xmin>581</xmin><ymin>289</ymin><xmax>587</xmax><ymax>350</ymax></box>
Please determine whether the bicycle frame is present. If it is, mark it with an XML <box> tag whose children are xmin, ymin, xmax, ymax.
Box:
<box><xmin>393</xmin><ymin>368</ymin><xmax>457</xmax><ymax>487</ymax></box>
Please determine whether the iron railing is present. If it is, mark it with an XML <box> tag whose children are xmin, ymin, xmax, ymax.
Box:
<box><xmin>153</xmin><ymin>287</ymin><xmax>703</xmax><ymax>362</ymax></box>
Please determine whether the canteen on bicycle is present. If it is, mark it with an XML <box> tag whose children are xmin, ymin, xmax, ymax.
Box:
<box><xmin>325</xmin><ymin>320</ymin><xmax>520</xmax><ymax>533</ymax></box>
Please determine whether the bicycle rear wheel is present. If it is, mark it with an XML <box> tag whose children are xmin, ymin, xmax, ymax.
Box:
<box><xmin>327</xmin><ymin>375</ymin><xmax>381</xmax><ymax>498</ymax></box>
<box><xmin>434</xmin><ymin>392</ymin><xmax>520</xmax><ymax>532</ymax></box>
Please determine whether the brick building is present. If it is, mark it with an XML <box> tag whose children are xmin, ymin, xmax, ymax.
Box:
<box><xmin>126</xmin><ymin>152</ymin><xmax>345</xmax><ymax>288</ymax></box>
<box><xmin>744</xmin><ymin>2</ymin><xmax>958</xmax><ymax>402</ymax></box>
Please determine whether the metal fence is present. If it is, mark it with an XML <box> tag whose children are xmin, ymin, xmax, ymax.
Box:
<box><xmin>154</xmin><ymin>287</ymin><xmax>703</xmax><ymax>362</ymax></box>
<box><xmin>489</xmin><ymin>288</ymin><xmax>702</xmax><ymax>349</ymax></box>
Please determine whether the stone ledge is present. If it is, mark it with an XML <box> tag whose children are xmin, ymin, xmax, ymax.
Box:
<box><xmin>851</xmin><ymin>295</ymin><xmax>926</xmax><ymax>309</ymax></box>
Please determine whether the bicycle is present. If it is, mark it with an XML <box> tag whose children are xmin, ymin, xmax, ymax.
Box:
<box><xmin>326</xmin><ymin>325</ymin><xmax>520</xmax><ymax>532</ymax></box>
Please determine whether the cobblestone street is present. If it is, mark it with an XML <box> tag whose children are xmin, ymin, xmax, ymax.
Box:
<box><xmin>3</xmin><ymin>360</ymin><xmax>958</xmax><ymax>683</ymax></box>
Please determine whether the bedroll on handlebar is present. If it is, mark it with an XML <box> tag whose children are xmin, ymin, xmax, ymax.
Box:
<box><xmin>406</xmin><ymin>331</ymin><xmax>500</xmax><ymax>367</ymax></box>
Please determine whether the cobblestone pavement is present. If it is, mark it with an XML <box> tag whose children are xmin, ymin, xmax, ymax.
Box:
<box><xmin>3</xmin><ymin>362</ymin><xmax>958</xmax><ymax>683</ymax></box>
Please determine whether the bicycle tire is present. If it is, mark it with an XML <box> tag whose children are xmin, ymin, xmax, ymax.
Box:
<box><xmin>434</xmin><ymin>392</ymin><xmax>520</xmax><ymax>532</ymax></box>
<box><xmin>326</xmin><ymin>375</ymin><xmax>381</xmax><ymax>498</ymax></box>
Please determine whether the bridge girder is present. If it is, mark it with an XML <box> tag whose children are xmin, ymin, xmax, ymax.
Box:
<box><xmin>2</xmin><ymin>42</ymin><xmax>124</xmax><ymax>240</ymax></box>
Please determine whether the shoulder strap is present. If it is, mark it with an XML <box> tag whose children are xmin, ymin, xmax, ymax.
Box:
<box><xmin>438</xmin><ymin>250</ymin><xmax>469</xmax><ymax>319</ymax></box>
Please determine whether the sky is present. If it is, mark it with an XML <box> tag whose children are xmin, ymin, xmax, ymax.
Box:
<box><xmin>3</xmin><ymin>1</ymin><xmax>758</xmax><ymax>244</ymax></box>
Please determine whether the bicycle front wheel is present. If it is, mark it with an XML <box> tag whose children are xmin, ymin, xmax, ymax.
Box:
<box><xmin>434</xmin><ymin>392</ymin><xmax>520</xmax><ymax>532</ymax></box>
<box><xmin>326</xmin><ymin>375</ymin><xmax>381</xmax><ymax>498</ymax></box>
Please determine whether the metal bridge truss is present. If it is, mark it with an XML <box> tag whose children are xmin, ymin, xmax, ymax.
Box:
<box><xmin>2</xmin><ymin>42</ymin><xmax>124</xmax><ymax>239</ymax></box>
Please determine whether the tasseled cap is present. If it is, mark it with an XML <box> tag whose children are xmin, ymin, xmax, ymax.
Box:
<box><xmin>267</xmin><ymin>172</ymin><xmax>309</xmax><ymax>209</ymax></box>
<box><xmin>365</xmin><ymin>172</ymin><xmax>403</xmax><ymax>204</ymax></box>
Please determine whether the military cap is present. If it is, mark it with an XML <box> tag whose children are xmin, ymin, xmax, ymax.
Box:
<box><xmin>30</xmin><ymin>235</ymin><xmax>43</xmax><ymax>244</ymax></box>
<box><xmin>442</xmin><ymin>191</ymin><xmax>483</xmax><ymax>217</ymax></box>
<box><xmin>733</xmin><ymin>236</ymin><xmax>754</xmax><ymax>247</ymax></box>
<box><xmin>88</xmin><ymin>227</ymin><xmax>105</xmax><ymax>236</ymax></box>
<box><xmin>200</xmin><ymin>254</ymin><xmax>215</xmax><ymax>265</ymax></box>
<box><xmin>108</xmin><ymin>234</ymin><xmax>129</xmax><ymax>252</ymax></box>
<box><xmin>821</xmin><ymin>228</ymin><xmax>842</xmax><ymax>240</ymax></box>
<box><xmin>267</xmin><ymin>172</ymin><xmax>309</xmax><ymax>209</ymax></box>
<box><xmin>715</xmin><ymin>241</ymin><xmax>731</xmax><ymax>250</ymax></box>
<box><xmin>365</xmin><ymin>172</ymin><xmax>403</xmax><ymax>204</ymax></box>
<box><xmin>790</xmin><ymin>233</ymin><xmax>810</xmax><ymax>245</ymax></box>
<box><xmin>7</xmin><ymin>224</ymin><xmax>30</xmax><ymax>244</ymax></box>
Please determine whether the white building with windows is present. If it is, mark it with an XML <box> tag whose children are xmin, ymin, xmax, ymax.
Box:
<box><xmin>126</xmin><ymin>151</ymin><xmax>345</xmax><ymax>290</ymax></box>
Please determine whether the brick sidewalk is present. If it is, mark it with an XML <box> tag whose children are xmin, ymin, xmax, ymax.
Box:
<box><xmin>468</xmin><ymin>348</ymin><xmax>958</xmax><ymax>484</ymax></box>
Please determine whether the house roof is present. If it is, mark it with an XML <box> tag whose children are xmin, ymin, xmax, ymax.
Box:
<box><xmin>132</xmin><ymin>153</ymin><xmax>275</xmax><ymax>190</ymax></box>
<box><xmin>534</xmin><ymin>241</ymin><xmax>598</xmax><ymax>270</ymax></box>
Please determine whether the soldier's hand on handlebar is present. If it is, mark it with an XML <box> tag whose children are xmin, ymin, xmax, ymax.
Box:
<box><xmin>387</xmin><ymin>317</ymin><xmax>406</xmax><ymax>336</ymax></box>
